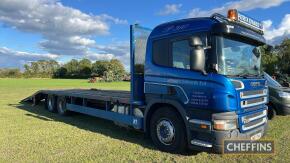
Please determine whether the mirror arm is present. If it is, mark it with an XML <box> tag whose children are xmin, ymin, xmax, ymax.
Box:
<box><xmin>202</xmin><ymin>70</ymin><xmax>208</xmax><ymax>75</ymax></box>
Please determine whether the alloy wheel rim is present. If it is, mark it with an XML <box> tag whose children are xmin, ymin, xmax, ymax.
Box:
<box><xmin>156</xmin><ymin>119</ymin><xmax>175</xmax><ymax>145</ymax></box>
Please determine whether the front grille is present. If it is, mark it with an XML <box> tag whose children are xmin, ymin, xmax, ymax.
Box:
<box><xmin>241</xmin><ymin>97</ymin><xmax>267</xmax><ymax>108</ymax></box>
<box><xmin>242</xmin><ymin>117</ymin><xmax>266</xmax><ymax>131</ymax></box>
<box><xmin>242</xmin><ymin>110</ymin><xmax>267</xmax><ymax>123</ymax></box>
<box><xmin>240</xmin><ymin>89</ymin><xmax>267</xmax><ymax>99</ymax></box>
<box><xmin>243</xmin><ymin>105</ymin><xmax>262</xmax><ymax>112</ymax></box>
<box><xmin>241</xmin><ymin>110</ymin><xmax>267</xmax><ymax>131</ymax></box>
<box><xmin>247</xmin><ymin>98</ymin><xmax>264</xmax><ymax>104</ymax></box>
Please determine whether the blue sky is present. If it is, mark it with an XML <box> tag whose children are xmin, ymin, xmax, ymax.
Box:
<box><xmin>0</xmin><ymin>0</ymin><xmax>289</xmax><ymax>69</ymax></box>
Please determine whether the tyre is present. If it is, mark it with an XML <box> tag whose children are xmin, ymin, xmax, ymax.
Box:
<box><xmin>267</xmin><ymin>105</ymin><xmax>276</xmax><ymax>120</ymax></box>
<box><xmin>150</xmin><ymin>107</ymin><xmax>187</xmax><ymax>153</ymax></box>
<box><xmin>57</xmin><ymin>96</ymin><xmax>70</xmax><ymax>115</ymax></box>
<box><xmin>46</xmin><ymin>94</ymin><xmax>56</xmax><ymax>112</ymax></box>
<box><xmin>32</xmin><ymin>96</ymin><xmax>38</xmax><ymax>106</ymax></box>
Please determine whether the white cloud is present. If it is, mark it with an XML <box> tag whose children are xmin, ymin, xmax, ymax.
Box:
<box><xmin>69</xmin><ymin>36</ymin><xmax>96</xmax><ymax>46</ymax></box>
<box><xmin>0</xmin><ymin>0</ymin><xmax>109</xmax><ymax>36</ymax></box>
<box><xmin>0</xmin><ymin>46</ymin><xmax>57</xmax><ymax>68</ymax></box>
<box><xmin>0</xmin><ymin>47</ymin><xmax>57</xmax><ymax>59</ymax></box>
<box><xmin>86</xmin><ymin>53</ymin><xmax>115</xmax><ymax>61</ymax></box>
<box><xmin>188</xmin><ymin>0</ymin><xmax>289</xmax><ymax>17</ymax></box>
<box><xmin>157</xmin><ymin>4</ymin><xmax>182</xmax><ymax>16</ymax></box>
<box><xmin>99</xmin><ymin>14</ymin><xmax>128</xmax><ymax>25</ymax></box>
<box><xmin>263</xmin><ymin>14</ymin><xmax>290</xmax><ymax>44</ymax></box>
<box><xmin>0</xmin><ymin>0</ymin><xmax>127</xmax><ymax>57</ymax></box>
<box><xmin>94</xmin><ymin>42</ymin><xmax>129</xmax><ymax>57</ymax></box>
<box><xmin>84</xmin><ymin>42</ymin><xmax>130</xmax><ymax>70</ymax></box>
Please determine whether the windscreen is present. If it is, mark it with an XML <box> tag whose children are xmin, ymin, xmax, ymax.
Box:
<box><xmin>217</xmin><ymin>36</ymin><xmax>262</xmax><ymax>76</ymax></box>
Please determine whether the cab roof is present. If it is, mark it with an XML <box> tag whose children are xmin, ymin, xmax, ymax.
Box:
<box><xmin>149</xmin><ymin>17</ymin><xmax>218</xmax><ymax>39</ymax></box>
<box><xmin>149</xmin><ymin>16</ymin><xmax>266</xmax><ymax>44</ymax></box>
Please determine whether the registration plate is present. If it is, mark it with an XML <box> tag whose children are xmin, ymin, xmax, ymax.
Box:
<box><xmin>251</xmin><ymin>133</ymin><xmax>262</xmax><ymax>140</ymax></box>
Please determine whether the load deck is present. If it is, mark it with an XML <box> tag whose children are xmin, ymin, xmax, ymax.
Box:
<box><xmin>23</xmin><ymin>89</ymin><xmax>131</xmax><ymax>104</ymax></box>
<box><xmin>23</xmin><ymin>88</ymin><xmax>143</xmax><ymax>129</ymax></box>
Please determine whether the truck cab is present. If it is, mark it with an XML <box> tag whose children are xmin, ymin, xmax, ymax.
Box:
<box><xmin>132</xmin><ymin>10</ymin><xmax>268</xmax><ymax>152</ymax></box>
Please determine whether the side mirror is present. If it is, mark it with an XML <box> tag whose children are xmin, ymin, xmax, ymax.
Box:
<box><xmin>189</xmin><ymin>36</ymin><xmax>206</xmax><ymax>74</ymax></box>
<box><xmin>252</xmin><ymin>47</ymin><xmax>261</xmax><ymax>58</ymax></box>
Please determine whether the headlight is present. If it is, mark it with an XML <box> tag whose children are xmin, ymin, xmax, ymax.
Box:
<box><xmin>213</xmin><ymin>119</ymin><xmax>237</xmax><ymax>130</ymax></box>
<box><xmin>278</xmin><ymin>92</ymin><xmax>290</xmax><ymax>98</ymax></box>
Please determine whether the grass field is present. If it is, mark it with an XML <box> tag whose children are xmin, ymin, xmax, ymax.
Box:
<box><xmin>0</xmin><ymin>78</ymin><xmax>290</xmax><ymax>163</ymax></box>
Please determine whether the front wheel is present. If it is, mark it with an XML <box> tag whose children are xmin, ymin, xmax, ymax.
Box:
<box><xmin>150</xmin><ymin>107</ymin><xmax>187</xmax><ymax>153</ymax></box>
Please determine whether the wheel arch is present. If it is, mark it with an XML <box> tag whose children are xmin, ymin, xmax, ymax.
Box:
<box><xmin>144</xmin><ymin>99</ymin><xmax>190</xmax><ymax>141</ymax></box>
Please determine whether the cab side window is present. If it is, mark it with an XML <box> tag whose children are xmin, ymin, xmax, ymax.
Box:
<box><xmin>153</xmin><ymin>39</ymin><xmax>170</xmax><ymax>67</ymax></box>
<box><xmin>172</xmin><ymin>40</ymin><xmax>190</xmax><ymax>69</ymax></box>
<box><xmin>152</xmin><ymin>33</ymin><xmax>208</xmax><ymax>69</ymax></box>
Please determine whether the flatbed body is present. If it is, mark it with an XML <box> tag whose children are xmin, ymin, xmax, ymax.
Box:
<box><xmin>24</xmin><ymin>89</ymin><xmax>131</xmax><ymax>104</ymax></box>
<box><xmin>23</xmin><ymin>88</ymin><xmax>143</xmax><ymax>130</ymax></box>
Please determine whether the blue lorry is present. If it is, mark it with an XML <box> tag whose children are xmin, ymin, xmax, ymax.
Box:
<box><xmin>25</xmin><ymin>9</ymin><xmax>269</xmax><ymax>153</ymax></box>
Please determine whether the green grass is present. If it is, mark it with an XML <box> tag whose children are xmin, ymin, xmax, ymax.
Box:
<box><xmin>0</xmin><ymin>78</ymin><xmax>289</xmax><ymax>163</ymax></box>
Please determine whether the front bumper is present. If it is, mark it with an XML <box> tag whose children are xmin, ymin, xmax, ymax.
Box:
<box><xmin>211</xmin><ymin>122</ymin><xmax>268</xmax><ymax>153</ymax></box>
<box><xmin>188</xmin><ymin>120</ymin><xmax>268</xmax><ymax>153</ymax></box>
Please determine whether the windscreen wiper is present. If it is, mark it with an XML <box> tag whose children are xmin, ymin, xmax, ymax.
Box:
<box><xmin>236</xmin><ymin>72</ymin><xmax>258</xmax><ymax>78</ymax></box>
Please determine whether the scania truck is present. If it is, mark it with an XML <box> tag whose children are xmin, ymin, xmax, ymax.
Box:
<box><xmin>24</xmin><ymin>9</ymin><xmax>269</xmax><ymax>153</ymax></box>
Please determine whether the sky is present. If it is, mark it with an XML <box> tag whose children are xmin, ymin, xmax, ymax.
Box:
<box><xmin>0</xmin><ymin>0</ymin><xmax>289</xmax><ymax>70</ymax></box>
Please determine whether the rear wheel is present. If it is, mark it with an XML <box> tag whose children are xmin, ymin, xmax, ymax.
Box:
<box><xmin>46</xmin><ymin>95</ymin><xmax>56</xmax><ymax>112</ymax></box>
<box><xmin>57</xmin><ymin>96</ymin><xmax>70</xmax><ymax>115</ymax></box>
<box><xmin>150</xmin><ymin>107</ymin><xmax>187</xmax><ymax>153</ymax></box>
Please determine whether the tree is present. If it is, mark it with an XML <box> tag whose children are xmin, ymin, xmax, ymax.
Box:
<box><xmin>79</xmin><ymin>58</ymin><xmax>92</xmax><ymax>78</ymax></box>
<box><xmin>92</xmin><ymin>60</ymin><xmax>110</xmax><ymax>77</ymax></box>
<box><xmin>108</xmin><ymin>59</ymin><xmax>126</xmax><ymax>81</ymax></box>
<box><xmin>79</xmin><ymin>58</ymin><xmax>92</xmax><ymax>69</ymax></box>
<box><xmin>0</xmin><ymin>68</ymin><xmax>22</xmax><ymax>78</ymax></box>
<box><xmin>47</xmin><ymin>60</ymin><xmax>60</xmax><ymax>74</ymax></box>
<box><xmin>277</xmin><ymin>39</ymin><xmax>290</xmax><ymax>74</ymax></box>
<box><xmin>23</xmin><ymin>60</ymin><xmax>59</xmax><ymax>78</ymax></box>
<box><xmin>23</xmin><ymin>64</ymin><xmax>32</xmax><ymax>77</ymax></box>
<box><xmin>1</xmin><ymin>58</ymin><xmax>126</xmax><ymax>80</ymax></box>
<box><xmin>63</xmin><ymin>59</ymin><xmax>79</xmax><ymax>78</ymax></box>
<box><xmin>91</xmin><ymin>59</ymin><xmax>126</xmax><ymax>81</ymax></box>
<box><xmin>53</xmin><ymin>67</ymin><xmax>67</xmax><ymax>78</ymax></box>
<box><xmin>261</xmin><ymin>45</ymin><xmax>278</xmax><ymax>75</ymax></box>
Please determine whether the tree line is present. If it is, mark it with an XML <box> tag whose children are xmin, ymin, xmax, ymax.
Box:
<box><xmin>0</xmin><ymin>58</ymin><xmax>127</xmax><ymax>82</ymax></box>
